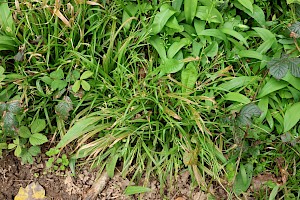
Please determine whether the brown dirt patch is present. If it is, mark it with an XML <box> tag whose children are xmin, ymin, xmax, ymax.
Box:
<box><xmin>0</xmin><ymin>153</ymin><xmax>208</xmax><ymax>200</ymax></box>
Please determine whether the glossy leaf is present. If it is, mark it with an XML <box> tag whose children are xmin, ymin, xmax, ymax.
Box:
<box><xmin>149</xmin><ymin>36</ymin><xmax>167</xmax><ymax>60</ymax></box>
<box><xmin>284</xmin><ymin>102</ymin><xmax>300</xmax><ymax>132</ymax></box>
<box><xmin>257</xmin><ymin>78</ymin><xmax>289</xmax><ymax>98</ymax></box>
<box><xmin>196</xmin><ymin>6</ymin><xmax>223</xmax><ymax>23</ymax></box>
<box><xmin>151</xmin><ymin>4</ymin><xmax>176</xmax><ymax>35</ymax></box>
<box><xmin>237</xmin><ymin>0</ymin><xmax>253</xmax><ymax>13</ymax></box>
<box><xmin>160</xmin><ymin>58</ymin><xmax>184</xmax><ymax>75</ymax></box>
<box><xmin>184</xmin><ymin>0</ymin><xmax>197</xmax><ymax>24</ymax></box>
<box><xmin>220</xmin><ymin>28</ymin><xmax>249</xmax><ymax>47</ymax></box>
<box><xmin>167</xmin><ymin>38</ymin><xmax>191</xmax><ymax>58</ymax></box>
<box><xmin>224</xmin><ymin>92</ymin><xmax>251</xmax><ymax>104</ymax></box>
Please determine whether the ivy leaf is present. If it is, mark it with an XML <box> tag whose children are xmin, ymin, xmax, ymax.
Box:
<box><xmin>237</xmin><ymin>104</ymin><xmax>262</xmax><ymax>126</ymax></box>
<box><xmin>183</xmin><ymin>149</ymin><xmax>198</xmax><ymax>166</ymax></box>
<box><xmin>268</xmin><ymin>58</ymin><xmax>289</xmax><ymax>79</ymax></box>
<box><xmin>29</xmin><ymin>133</ymin><xmax>48</xmax><ymax>146</ymax></box>
<box><xmin>55</xmin><ymin>96</ymin><xmax>73</xmax><ymax>120</ymax></box>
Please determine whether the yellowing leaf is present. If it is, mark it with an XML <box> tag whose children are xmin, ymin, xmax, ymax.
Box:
<box><xmin>14</xmin><ymin>182</ymin><xmax>46</xmax><ymax>200</ymax></box>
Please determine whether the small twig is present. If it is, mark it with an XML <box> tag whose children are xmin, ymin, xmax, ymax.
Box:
<box><xmin>83</xmin><ymin>170</ymin><xmax>110</xmax><ymax>200</ymax></box>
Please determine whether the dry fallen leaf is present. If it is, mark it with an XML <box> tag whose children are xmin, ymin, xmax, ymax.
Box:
<box><xmin>14</xmin><ymin>182</ymin><xmax>46</xmax><ymax>200</ymax></box>
<box><xmin>251</xmin><ymin>173</ymin><xmax>278</xmax><ymax>191</ymax></box>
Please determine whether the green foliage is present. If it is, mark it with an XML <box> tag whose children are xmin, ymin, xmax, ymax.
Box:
<box><xmin>0</xmin><ymin>0</ymin><xmax>299</xmax><ymax>198</ymax></box>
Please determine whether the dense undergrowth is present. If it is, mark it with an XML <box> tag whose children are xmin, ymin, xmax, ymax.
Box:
<box><xmin>0</xmin><ymin>0</ymin><xmax>300</xmax><ymax>199</ymax></box>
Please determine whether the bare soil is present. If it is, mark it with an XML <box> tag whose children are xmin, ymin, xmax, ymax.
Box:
<box><xmin>0</xmin><ymin>153</ymin><xmax>208</xmax><ymax>200</ymax></box>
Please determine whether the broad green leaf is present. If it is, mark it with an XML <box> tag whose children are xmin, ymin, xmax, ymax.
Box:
<box><xmin>106</xmin><ymin>154</ymin><xmax>119</xmax><ymax>178</ymax></box>
<box><xmin>172</xmin><ymin>0</ymin><xmax>183</xmax><ymax>11</ymax></box>
<box><xmin>149</xmin><ymin>36</ymin><xmax>167</xmax><ymax>60</ymax></box>
<box><xmin>181</xmin><ymin>63</ymin><xmax>198</xmax><ymax>93</ymax></box>
<box><xmin>194</xmin><ymin>19</ymin><xmax>205</xmax><ymax>35</ymax></box>
<box><xmin>234</xmin><ymin>3</ymin><xmax>265</xmax><ymax>26</ymax></box>
<box><xmin>72</xmin><ymin>80</ymin><xmax>81</xmax><ymax>93</ymax></box>
<box><xmin>257</xmin><ymin>78</ymin><xmax>289</xmax><ymax>98</ymax></box>
<box><xmin>224</xmin><ymin>92</ymin><xmax>251</xmax><ymax>104</ymax></box>
<box><xmin>198</xmin><ymin>29</ymin><xmax>227</xmax><ymax>41</ymax></box>
<box><xmin>160</xmin><ymin>58</ymin><xmax>184</xmax><ymax>75</ymax></box>
<box><xmin>253</xmin><ymin>27</ymin><xmax>276</xmax><ymax>41</ymax></box>
<box><xmin>233</xmin><ymin>163</ymin><xmax>253</xmax><ymax>195</ymax></box>
<box><xmin>237</xmin><ymin>0</ymin><xmax>253</xmax><ymax>13</ymax></box>
<box><xmin>165</xmin><ymin>16</ymin><xmax>184</xmax><ymax>32</ymax></box>
<box><xmin>257</xmin><ymin>97</ymin><xmax>268</xmax><ymax>122</ymax></box>
<box><xmin>81</xmin><ymin>80</ymin><xmax>91</xmax><ymax>91</ymax></box>
<box><xmin>284</xmin><ymin>102</ymin><xmax>300</xmax><ymax>132</ymax></box>
<box><xmin>124</xmin><ymin>186</ymin><xmax>151</xmax><ymax>195</ymax></box>
<box><xmin>220</xmin><ymin>28</ymin><xmax>249</xmax><ymax>47</ymax></box>
<box><xmin>218</xmin><ymin>76</ymin><xmax>260</xmax><ymax>91</ymax></box>
<box><xmin>196</xmin><ymin>6</ymin><xmax>223</xmax><ymax>23</ymax></box>
<box><xmin>55</xmin><ymin>96</ymin><xmax>73</xmax><ymax>120</ymax></box>
<box><xmin>203</xmin><ymin>41</ymin><xmax>218</xmax><ymax>58</ymax></box>
<box><xmin>50</xmin><ymin>68</ymin><xmax>64</xmax><ymax>80</ymax></box>
<box><xmin>56</xmin><ymin>116</ymin><xmax>102</xmax><ymax>149</ymax></box>
<box><xmin>238</xmin><ymin>50</ymin><xmax>263</xmax><ymax>60</ymax></box>
<box><xmin>184</xmin><ymin>0</ymin><xmax>198</xmax><ymax>24</ymax></box>
<box><xmin>282</xmin><ymin>71</ymin><xmax>300</xmax><ymax>91</ymax></box>
<box><xmin>19</xmin><ymin>126</ymin><xmax>31</xmax><ymax>138</ymax></box>
<box><xmin>151</xmin><ymin>4</ymin><xmax>176</xmax><ymax>35</ymax></box>
<box><xmin>29</xmin><ymin>133</ymin><xmax>48</xmax><ymax>146</ymax></box>
<box><xmin>28</xmin><ymin>146</ymin><xmax>41</xmax><ymax>156</ymax></box>
<box><xmin>167</xmin><ymin>38</ymin><xmax>191</xmax><ymax>58</ymax></box>
<box><xmin>256</xmin><ymin>39</ymin><xmax>275</xmax><ymax>54</ymax></box>
<box><xmin>31</xmin><ymin>119</ymin><xmax>46</xmax><ymax>133</ymax></box>
<box><xmin>80</xmin><ymin>71</ymin><xmax>93</xmax><ymax>80</ymax></box>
